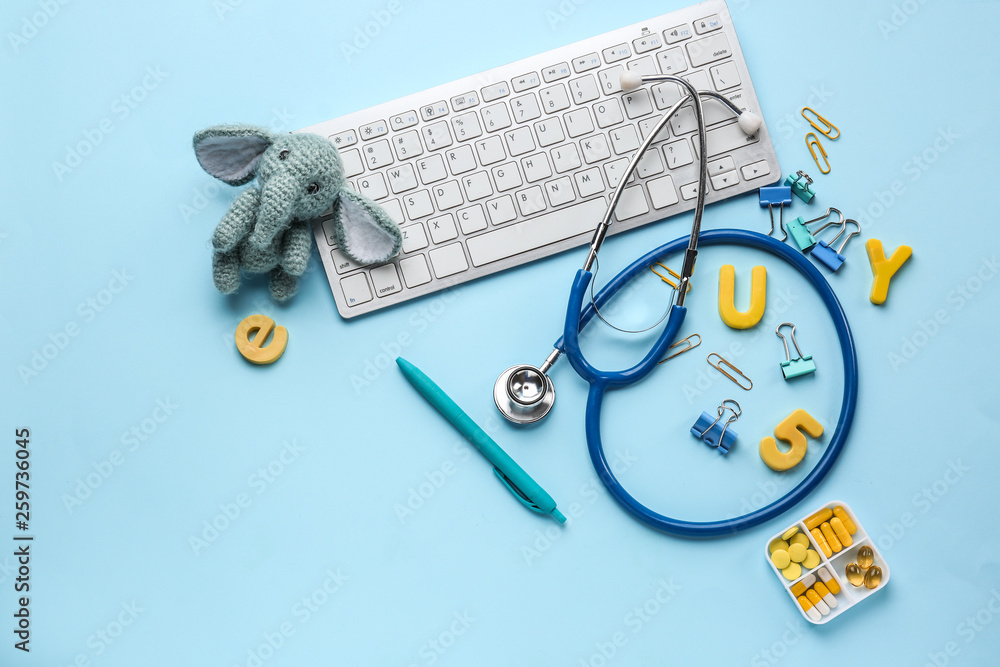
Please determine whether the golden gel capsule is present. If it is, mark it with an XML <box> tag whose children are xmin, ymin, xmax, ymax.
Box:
<box><xmin>813</xmin><ymin>581</ymin><xmax>838</xmax><ymax>608</ymax></box>
<box><xmin>797</xmin><ymin>595</ymin><xmax>822</xmax><ymax>622</ymax></box>
<box><xmin>821</xmin><ymin>521</ymin><xmax>843</xmax><ymax>553</ymax></box>
<box><xmin>830</xmin><ymin>517</ymin><xmax>853</xmax><ymax>547</ymax></box>
<box><xmin>857</xmin><ymin>545</ymin><xmax>875</xmax><ymax>569</ymax></box>
<box><xmin>818</xmin><ymin>567</ymin><xmax>841</xmax><ymax>595</ymax></box>
<box><xmin>864</xmin><ymin>565</ymin><xmax>883</xmax><ymax>589</ymax></box>
<box><xmin>811</xmin><ymin>528</ymin><xmax>832</xmax><ymax>557</ymax></box>
<box><xmin>804</xmin><ymin>507</ymin><xmax>833</xmax><ymax>530</ymax></box>
<box><xmin>833</xmin><ymin>506</ymin><xmax>857</xmax><ymax>535</ymax></box>
<box><xmin>845</xmin><ymin>562</ymin><xmax>865</xmax><ymax>586</ymax></box>
<box><xmin>806</xmin><ymin>588</ymin><xmax>830</xmax><ymax>615</ymax></box>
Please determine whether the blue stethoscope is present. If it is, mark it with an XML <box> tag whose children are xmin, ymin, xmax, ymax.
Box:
<box><xmin>493</xmin><ymin>73</ymin><xmax>859</xmax><ymax>537</ymax></box>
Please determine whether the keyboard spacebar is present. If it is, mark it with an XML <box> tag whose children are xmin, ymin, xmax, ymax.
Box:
<box><xmin>467</xmin><ymin>198</ymin><xmax>607</xmax><ymax>267</ymax></box>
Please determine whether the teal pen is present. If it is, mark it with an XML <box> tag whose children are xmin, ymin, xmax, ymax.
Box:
<box><xmin>396</xmin><ymin>357</ymin><xmax>566</xmax><ymax>524</ymax></box>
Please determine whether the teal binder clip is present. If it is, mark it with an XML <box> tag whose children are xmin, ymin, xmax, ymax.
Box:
<box><xmin>812</xmin><ymin>219</ymin><xmax>861</xmax><ymax>272</ymax></box>
<box><xmin>784</xmin><ymin>170</ymin><xmax>816</xmax><ymax>203</ymax></box>
<box><xmin>690</xmin><ymin>399</ymin><xmax>740</xmax><ymax>454</ymax></box>
<box><xmin>759</xmin><ymin>186</ymin><xmax>792</xmax><ymax>241</ymax></box>
<box><xmin>786</xmin><ymin>207</ymin><xmax>845</xmax><ymax>252</ymax></box>
<box><xmin>776</xmin><ymin>323</ymin><xmax>816</xmax><ymax>380</ymax></box>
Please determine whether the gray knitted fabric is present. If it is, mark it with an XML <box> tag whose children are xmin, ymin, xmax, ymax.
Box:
<box><xmin>193</xmin><ymin>124</ymin><xmax>403</xmax><ymax>301</ymax></box>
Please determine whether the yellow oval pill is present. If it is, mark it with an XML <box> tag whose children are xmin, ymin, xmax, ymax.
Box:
<box><xmin>802</xmin><ymin>549</ymin><xmax>821</xmax><ymax>570</ymax></box>
<box><xmin>782</xmin><ymin>562</ymin><xmax>802</xmax><ymax>580</ymax></box>
<box><xmin>771</xmin><ymin>549</ymin><xmax>791</xmax><ymax>569</ymax></box>
<box><xmin>781</xmin><ymin>526</ymin><xmax>800</xmax><ymax>541</ymax></box>
<box><xmin>790</xmin><ymin>532</ymin><xmax>810</xmax><ymax>548</ymax></box>
<box><xmin>864</xmin><ymin>565</ymin><xmax>883</xmax><ymax>589</ymax></box>
<box><xmin>769</xmin><ymin>539</ymin><xmax>790</xmax><ymax>554</ymax></box>
<box><xmin>788</xmin><ymin>543</ymin><xmax>807</xmax><ymax>563</ymax></box>
<box><xmin>857</xmin><ymin>545</ymin><xmax>875</xmax><ymax>569</ymax></box>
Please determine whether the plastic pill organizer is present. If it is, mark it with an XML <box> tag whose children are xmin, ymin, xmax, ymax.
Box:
<box><xmin>764</xmin><ymin>501</ymin><xmax>890</xmax><ymax>624</ymax></box>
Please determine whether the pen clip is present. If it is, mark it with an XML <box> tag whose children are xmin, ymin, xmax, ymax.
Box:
<box><xmin>493</xmin><ymin>468</ymin><xmax>544</xmax><ymax>514</ymax></box>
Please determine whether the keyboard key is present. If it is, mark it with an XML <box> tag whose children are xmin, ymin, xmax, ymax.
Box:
<box><xmin>389</xmin><ymin>111</ymin><xmax>419</xmax><ymax>131</ymax></box>
<box><xmin>662</xmin><ymin>139</ymin><xmax>693</xmax><ymax>169</ymax></box>
<box><xmin>521</xmin><ymin>152</ymin><xmax>552</xmax><ymax>183</ymax></box>
<box><xmin>638</xmin><ymin>117</ymin><xmax>670</xmax><ymax>143</ymax></box>
<box><xmin>486</xmin><ymin>195</ymin><xmax>517</xmax><ymax>225</ymax></box>
<box><xmin>461</xmin><ymin>171</ymin><xmax>493</xmax><ymax>201</ymax></box>
<box><xmin>492</xmin><ymin>162</ymin><xmax>523</xmax><ymax>192</ymax></box>
<box><xmin>481</xmin><ymin>82</ymin><xmax>510</xmax><ymax>102</ymax></box>
<box><xmin>510</xmin><ymin>93</ymin><xmax>541</xmax><ymax>123</ymax></box>
<box><xmin>687</xmin><ymin>32</ymin><xmax>731</xmax><ymax>68</ymax></box>
<box><xmin>362</xmin><ymin>140</ymin><xmax>393</xmax><ymax>169</ymax></box>
<box><xmin>360</xmin><ymin>120</ymin><xmax>388</xmax><ymax>139</ymax></box>
<box><xmin>381</xmin><ymin>198</ymin><xmax>404</xmax><ymax>225</ymax></box>
<box><xmin>428</xmin><ymin>213</ymin><xmax>458</xmax><ymax>243</ymax></box>
<box><xmin>569</xmin><ymin>74</ymin><xmax>600</xmax><ymax>104</ymax></box>
<box><xmin>683</xmin><ymin>69</ymin><xmax>712</xmax><ymax>92</ymax></box>
<box><xmin>575</xmin><ymin>167</ymin><xmax>604</xmax><ymax>197</ymax></box>
<box><xmin>657</xmin><ymin>48</ymin><xmax>688</xmax><ymax>75</ymax></box>
<box><xmin>550</xmin><ymin>143</ymin><xmax>581</xmax><ymax>173</ymax></box>
<box><xmin>403</xmin><ymin>190</ymin><xmax>434</xmax><ymax>219</ymax></box>
<box><xmin>416</xmin><ymin>154</ymin><xmax>448</xmax><ymax>184</ymax></box>
<box><xmin>357</xmin><ymin>172</ymin><xmax>388</xmax><ymax>200</ymax></box>
<box><xmin>340</xmin><ymin>273</ymin><xmax>372</xmax><ymax>306</ymax></box>
<box><xmin>400</xmin><ymin>223</ymin><xmax>428</xmax><ymax>253</ymax></box>
<box><xmin>741</xmin><ymin>159</ymin><xmax>771</xmax><ymax>181</ymax></box>
<box><xmin>534</xmin><ymin>117</ymin><xmax>565</xmax><ymax>147</ymax></box>
<box><xmin>445</xmin><ymin>144</ymin><xmax>477</xmax><ymax>175</ymax></box>
<box><xmin>637</xmin><ymin>150</ymin><xmax>664</xmax><ymax>178</ymax></box>
<box><xmin>626</xmin><ymin>56</ymin><xmax>657</xmax><ymax>77</ymax></box>
<box><xmin>467</xmin><ymin>198</ymin><xmax>606</xmax><ymax>266</ymax></box>
<box><xmin>515</xmin><ymin>186</ymin><xmax>546</xmax><ymax>216</ymax></box>
<box><xmin>422</xmin><ymin>121</ymin><xmax>453</xmax><ymax>150</ymax></box>
<box><xmin>647</xmin><ymin>174</ymin><xmax>679</xmax><ymax>209</ymax></box>
<box><xmin>679</xmin><ymin>182</ymin><xmax>699</xmax><ymax>200</ymax></box>
<box><xmin>429</xmin><ymin>243</ymin><xmax>469</xmax><ymax>278</ymax></box>
<box><xmin>692</xmin><ymin>121</ymin><xmax>760</xmax><ymax>158</ymax></box>
<box><xmin>564</xmin><ymin>108</ymin><xmax>594</xmax><ymax>138</ymax></box>
<box><xmin>539</xmin><ymin>84</ymin><xmax>571</xmax><ymax>113</ymax></box>
<box><xmin>603</xmin><ymin>157</ymin><xmax>630</xmax><ymax>188</ymax></box>
<box><xmin>610</xmin><ymin>125</ymin><xmax>640</xmax><ymax>155</ymax></box>
<box><xmin>340</xmin><ymin>148</ymin><xmax>364</xmax><ymax>177</ymax></box>
<box><xmin>474</xmin><ymin>136</ymin><xmax>506</xmax><ymax>165</ymax></box>
<box><xmin>598</xmin><ymin>66</ymin><xmax>624</xmax><ymax>94</ymax></box>
<box><xmin>371</xmin><ymin>264</ymin><xmax>402</xmax><ymax>297</ymax></box>
<box><xmin>431</xmin><ymin>181</ymin><xmax>463</xmax><ymax>210</ymax></box>
<box><xmin>593</xmin><ymin>98</ymin><xmax>623</xmax><ymax>128</ymax></box>
<box><xmin>503</xmin><ymin>126</ymin><xmax>535</xmax><ymax>156</ymax></box>
<box><xmin>664</xmin><ymin>24</ymin><xmax>693</xmax><ymax>44</ymax></box>
<box><xmin>707</xmin><ymin>156</ymin><xmax>736</xmax><ymax>176</ymax></box>
<box><xmin>652</xmin><ymin>81</ymin><xmax>683</xmax><ymax>109</ymax></box>
<box><xmin>710</xmin><ymin>171</ymin><xmax>739</xmax><ymax>190</ymax></box>
<box><xmin>633</xmin><ymin>33</ymin><xmax>662</xmax><ymax>53</ymax></box>
<box><xmin>392</xmin><ymin>130</ymin><xmax>424</xmax><ymax>160</ymax></box>
<box><xmin>481</xmin><ymin>103</ymin><xmax>512</xmax><ymax>132</ymax></box>
<box><xmin>451</xmin><ymin>112</ymin><xmax>483</xmax><ymax>141</ymax></box>
<box><xmin>580</xmin><ymin>134</ymin><xmax>611</xmax><ymax>163</ymax></box>
<box><xmin>330</xmin><ymin>248</ymin><xmax>360</xmax><ymax>274</ymax></box>
<box><xmin>622</xmin><ymin>89</ymin><xmax>653</xmax><ymax>119</ymax></box>
<box><xmin>450</xmin><ymin>91</ymin><xmax>480</xmax><ymax>111</ymax></box>
<box><xmin>330</xmin><ymin>130</ymin><xmax>357</xmax><ymax>148</ymax></box>
<box><xmin>512</xmin><ymin>72</ymin><xmax>541</xmax><ymax>92</ymax></box>
<box><xmin>400</xmin><ymin>255</ymin><xmax>432</xmax><ymax>287</ymax></box>
<box><xmin>694</xmin><ymin>14</ymin><xmax>723</xmax><ymax>34</ymax></box>
<box><xmin>572</xmin><ymin>53</ymin><xmax>601</xmax><ymax>72</ymax></box>
<box><xmin>710</xmin><ymin>61</ymin><xmax>741</xmax><ymax>91</ymax></box>
<box><xmin>542</xmin><ymin>62</ymin><xmax>571</xmax><ymax>82</ymax></box>
<box><xmin>602</xmin><ymin>43</ymin><xmax>631</xmax><ymax>63</ymax></box>
<box><xmin>457</xmin><ymin>204</ymin><xmax>488</xmax><ymax>234</ymax></box>
<box><xmin>614</xmin><ymin>185</ymin><xmax>649</xmax><ymax>221</ymax></box>
<box><xmin>420</xmin><ymin>101</ymin><xmax>449</xmax><ymax>121</ymax></box>
<box><xmin>545</xmin><ymin>176</ymin><xmax>575</xmax><ymax>207</ymax></box>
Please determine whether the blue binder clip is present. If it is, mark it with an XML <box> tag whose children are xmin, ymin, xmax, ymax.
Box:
<box><xmin>812</xmin><ymin>219</ymin><xmax>861</xmax><ymax>272</ymax></box>
<box><xmin>690</xmin><ymin>399</ymin><xmax>740</xmax><ymax>454</ymax></box>
<box><xmin>784</xmin><ymin>170</ymin><xmax>816</xmax><ymax>203</ymax></box>
<box><xmin>776</xmin><ymin>322</ymin><xmax>816</xmax><ymax>380</ymax></box>
<box><xmin>786</xmin><ymin>207</ymin><xmax>845</xmax><ymax>253</ymax></box>
<box><xmin>759</xmin><ymin>186</ymin><xmax>792</xmax><ymax>241</ymax></box>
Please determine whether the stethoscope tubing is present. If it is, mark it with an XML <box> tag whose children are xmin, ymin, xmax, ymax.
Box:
<box><xmin>557</xmin><ymin>228</ymin><xmax>859</xmax><ymax>537</ymax></box>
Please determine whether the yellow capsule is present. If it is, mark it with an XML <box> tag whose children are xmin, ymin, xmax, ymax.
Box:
<box><xmin>813</xmin><ymin>580</ymin><xmax>838</xmax><ymax>608</ymax></box>
<box><xmin>789</xmin><ymin>532</ymin><xmax>810</xmax><ymax>548</ymax></box>
<box><xmin>833</xmin><ymin>506</ymin><xmax>857</xmax><ymax>535</ymax></box>
<box><xmin>857</xmin><ymin>545</ymin><xmax>875</xmax><ymax>569</ymax></box>
<box><xmin>782</xmin><ymin>562</ymin><xmax>802</xmax><ymax>580</ymax></box>
<box><xmin>788</xmin><ymin>542</ymin><xmax>807</xmax><ymax>563</ymax></box>
<box><xmin>845</xmin><ymin>562</ymin><xmax>865</xmax><ymax>587</ymax></box>
<box><xmin>864</xmin><ymin>565</ymin><xmax>883</xmax><ymax>589</ymax></box>
<box><xmin>771</xmin><ymin>549</ymin><xmax>791</xmax><ymax>569</ymax></box>
<box><xmin>769</xmin><ymin>538</ymin><xmax>790</xmax><ymax>554</ymax></box>
<box><xmin>806</xmin><ymin>588</ymin><xmax>830</xmax><ymax>615</ymax></box>
<box><xmin>782</xmin><ymin>526</ymin><xmax>800</xmax><ymax>541</ymax></box>
<box><xmin>821</xmin><ymin>521</ymin><xmax>843</xmax><ymax>553</ymax></box>
<box><xmin>818</xmin><ymin>567</ymin><xmax>841</xmax><ymax>595</ymax></box>
<box><xmin>811</xmin><ymin>528</ymin><xmax>832</xmax><ymax>557</ymax></box>
<box><xmin>830</xmin><ymin>517</ymin><xmax>853</xmax><ymax>547</ymax></box>
<box><xmin>804</xmin><ymin>507</ymin><xmax>833</xmax><ymax>530</ymax></box>
<box><xmin>797</xmin><ymin>595</ymin><xmax>822</xmax><ymax>622</ymax></box>
<box><xmin>791</xmin><ymin>581</ymin><xmax>807</xmax><ymax>597</ymax></box>
<box><xmin>802</xmin><ymin>549</ymin><xmax>821</xmax><ymax>570</ymax></box>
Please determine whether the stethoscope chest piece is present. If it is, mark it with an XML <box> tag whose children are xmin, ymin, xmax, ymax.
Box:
<box><xmin>494</xmin><ymin>364</ymin><xmax>555</xmax><ymax>425</ymax></box>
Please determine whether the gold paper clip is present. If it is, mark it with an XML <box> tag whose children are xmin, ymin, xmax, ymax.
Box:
<box><xmin>806</xmin><ymin>133</ymin><xmax>831</xmax><ymax>175</ymax></box>
<box><xmin>650</xmin><ymin>262</ymin><xmax>692</xmax><ymax>293</ymax></box>
<box><xmin>658</xmin><ymin>333</ymin><xmax>701</xmax><ymax>364</ymax></box>
<box><xmin>707</xmin><ymin>353</ymin><xmax>753</xmax><ymax>390</ymax></box>
<box><xmin>801</xmin><ymin>107</ymin><xmax>840</xmax><ymax>140</ymax></box>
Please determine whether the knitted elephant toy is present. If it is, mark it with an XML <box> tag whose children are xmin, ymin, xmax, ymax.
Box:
<box><xmin>193</xmin><ymin>124</ymin><xmax>402</xmax><ymax>301</ymax></box>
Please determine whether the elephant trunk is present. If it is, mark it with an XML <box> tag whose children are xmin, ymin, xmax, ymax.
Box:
<box><xmin>249</xmin><ymin>176</ymin><xmax>297</xmax><ymax>249</ymax></box>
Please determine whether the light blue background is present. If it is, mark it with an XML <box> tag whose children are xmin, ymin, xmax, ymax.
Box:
<box><xmin>3</xmin><ymin>0</ymin><xmax>999</xmax><ymax>665</ymax></box>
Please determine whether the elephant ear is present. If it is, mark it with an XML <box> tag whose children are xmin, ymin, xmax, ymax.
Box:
<box><xmin>193</xmin><ymin>124</ymin><xmax>275</xmax><ymax>186</ymax></box>
<box><xmin>330</xmin><ymin>189</ymin><xmax>403</xmax><ymax>265</ymax></box>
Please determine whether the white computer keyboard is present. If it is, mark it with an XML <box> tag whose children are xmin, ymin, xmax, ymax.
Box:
<box><xmin>299</xmin><ymin>0</ymin><xmax>779</xmax><ymax>318</ymax></box>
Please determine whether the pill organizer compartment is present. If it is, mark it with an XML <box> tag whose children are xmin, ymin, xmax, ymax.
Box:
<box><xmin>764</xmin><ymin>500</ymin><xmax>890</xmax><ymax>624</ymax></box>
